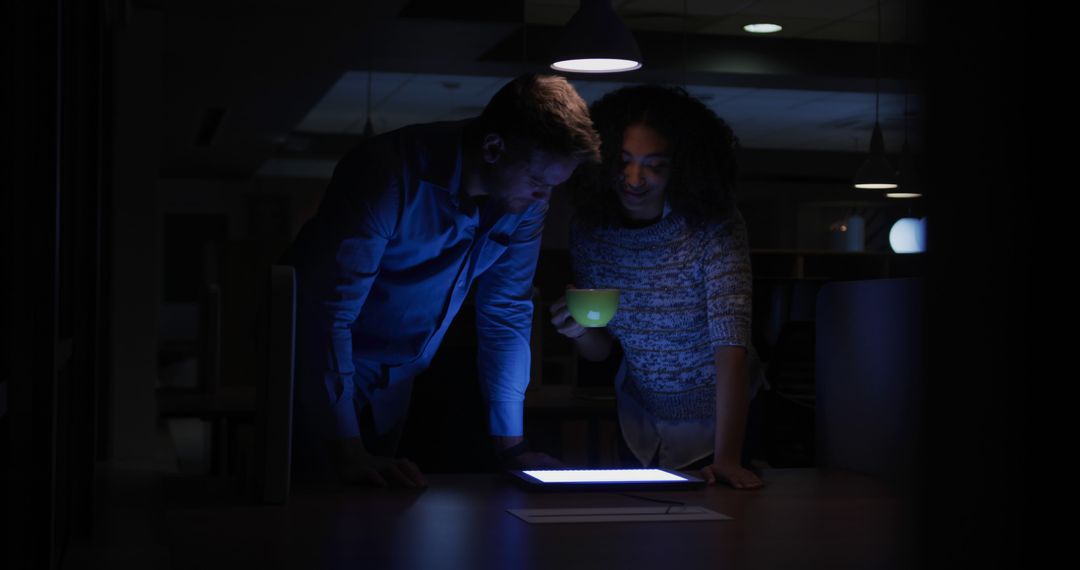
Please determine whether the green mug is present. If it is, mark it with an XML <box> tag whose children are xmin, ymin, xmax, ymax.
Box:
<box><xmin>565</xmin><ymin>288</ymin><xmax>620</xmax><ymax>328</ymax></box>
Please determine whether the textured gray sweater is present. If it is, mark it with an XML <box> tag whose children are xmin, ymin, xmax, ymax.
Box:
<box><xmin>569</xmin><ymin>210</ymin><xmax>752</xmax><ymax>421</ymax></box>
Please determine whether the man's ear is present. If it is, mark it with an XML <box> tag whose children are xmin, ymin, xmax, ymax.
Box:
<box><xmin>481</xmin><ymin>133</ymin><xmax>505</xmax><ymax>164</ymax></box>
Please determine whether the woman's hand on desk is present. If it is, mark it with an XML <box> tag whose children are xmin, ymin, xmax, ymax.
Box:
<box><xmin>701</xmin><ymin>459</ymin><xmax>764</xmax><ymax>490</ymax></box>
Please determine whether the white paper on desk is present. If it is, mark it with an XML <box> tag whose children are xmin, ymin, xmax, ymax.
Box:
<box><xmin>507</xmin><ymin>506</ymin><xmax>731</xmax><ymax>524</ymax></box>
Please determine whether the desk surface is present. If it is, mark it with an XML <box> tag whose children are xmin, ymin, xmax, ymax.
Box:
<box><xmin>166</xmin><ymin>469</ymin><xmax>911</xmax><ymax>570</ymax></box>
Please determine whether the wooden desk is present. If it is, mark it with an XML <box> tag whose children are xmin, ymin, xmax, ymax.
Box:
<box><xmin>165</xmin><ymin>469</ymin><xmax>911</xmax><ymax>569</ymax></box>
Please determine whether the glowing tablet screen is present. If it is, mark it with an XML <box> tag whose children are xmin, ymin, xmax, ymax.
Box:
<box><xmin>522</xmin><ymin>469</ymin><xmax>689</xmax><ymax>484</ymax></box>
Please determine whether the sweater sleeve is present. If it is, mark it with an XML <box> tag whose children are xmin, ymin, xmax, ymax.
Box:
<box><xmin>702</xmin><ymin>210</ymin><xmax>752</xmax><ymax>348</ymax></box>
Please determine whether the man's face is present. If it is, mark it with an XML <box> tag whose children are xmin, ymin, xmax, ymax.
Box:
<box><xmin>484</xmin><ymin>137</ymin><xmax>580</xmax><ymax>214</ymax></box>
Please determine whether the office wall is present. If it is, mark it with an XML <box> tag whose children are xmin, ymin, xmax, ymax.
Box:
<box><xmin>109</xmin><ymin>6</ymin><xmax>162</xmax><ymax>464</ymax></box>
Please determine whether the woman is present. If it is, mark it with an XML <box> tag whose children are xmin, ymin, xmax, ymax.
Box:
<box><xmin>550</xmin><ymin>85</ymin><xmax>764</xmax><ymax>489</ymax></box>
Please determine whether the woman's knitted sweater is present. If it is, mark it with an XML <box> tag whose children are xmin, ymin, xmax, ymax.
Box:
<box><xmin>569</xmin><ymin>210</ymin><xmax>752</xmax><ymax>422</ymax></box>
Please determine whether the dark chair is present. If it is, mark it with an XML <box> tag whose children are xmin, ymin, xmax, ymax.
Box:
<box><xmin>158</xmin><ymin>282</ymin><xmax>256</xmax><ymax>476</ymax></box>
<box><xmin>159</xmin><ymin>263</ymin><xmax>296</xmax><ymax>504</ymax></box>
<box><xmin>815</xmin><ymin>277</ymin><xmax>924</xmax><ymax>484</ymax></box>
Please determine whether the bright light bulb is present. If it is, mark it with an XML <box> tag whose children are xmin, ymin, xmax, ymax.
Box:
<box><xmin>743</xmin><ymin>23</ymin><xmax>783</xmax><ymax>34</ymax></box>
<box><xmin>551</xmin><ymin>58</ymin><xmax>642</xmax><ymax>73</ymax></box>
<box><xmin>889</xmin><ymin>217</ymin><xmax>927</xmax><ymax>253</ymax></box>
<box><xmin>855</xmin><ymin>182</ymin><xmax>900</xmax><ymax>190</ymax></box>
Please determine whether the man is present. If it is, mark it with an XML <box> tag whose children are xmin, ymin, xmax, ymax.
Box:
<box><xmin>290</xmin><ymin>74</ymin><xmax>600</xmax><ymax>487</ymax></box>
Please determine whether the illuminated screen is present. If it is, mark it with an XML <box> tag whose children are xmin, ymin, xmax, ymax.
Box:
<box><xmin>522</xmin><ymin>469</ymin><xmax>689</xmax><ymax>484</ymax></box>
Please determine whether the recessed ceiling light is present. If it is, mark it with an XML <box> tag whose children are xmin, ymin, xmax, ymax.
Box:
<box><xmin>743</xmin><ymin>23</ymin><xmax>782</xmax><ymax>34</ymax></box>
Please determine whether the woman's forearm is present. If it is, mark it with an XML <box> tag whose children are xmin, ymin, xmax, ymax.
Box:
<box><xmin>575</xmin><ymin>327</ymin><xmax>614</xmax><ymax>362</ymax></box>
<box><xmin>713</xmin><ymin>346</ymin><xmax>750</xmax><ymax>464</ymax></box>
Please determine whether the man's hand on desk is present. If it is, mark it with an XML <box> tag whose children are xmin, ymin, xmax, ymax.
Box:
<box><xmin>492</xmin><ymin>435</ymin><xmax>564</xmax><ymax>470</ymax></box>
<box><xmin>334</xmin><ymin>436</ymin><xmax>428</xmax><ymax>488</ymax></box>
<box><xmin>701</xmin><ymin>459</ymin><xmax>764</xmax><ymax>490</ymax></box>
<box><xmin>506</xmin><ymin>451</ymin><xmax>564</xmax><ymax>469</ymax></box>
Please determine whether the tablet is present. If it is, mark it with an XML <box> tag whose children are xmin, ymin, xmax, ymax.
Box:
<box><xmin>508</xmin><ymin>468</ymin><xmax>705</xmax><ymax>491</ymax></box>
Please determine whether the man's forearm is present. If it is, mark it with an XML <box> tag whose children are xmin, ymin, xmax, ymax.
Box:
<box><xmin>334</xmin><ymin>434</ymin><xmax>371</xmax><ymax>462</ymax></box>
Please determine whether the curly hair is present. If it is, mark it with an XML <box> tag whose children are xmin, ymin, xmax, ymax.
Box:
<box><xmin>570</xmin><ymin>84</ymin><xmax>740</xmax><ymax>227</ymax></box>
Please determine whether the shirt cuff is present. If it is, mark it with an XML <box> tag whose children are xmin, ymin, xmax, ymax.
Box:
<box><xmin>330</xmin><ymin>389</ymin><xmax>361</xmax><ymax>440</ymax></box>
<box><xmin>488</xmin><ymin>401</ymin><xmax>524</xmax><ymax>437</ymax></box>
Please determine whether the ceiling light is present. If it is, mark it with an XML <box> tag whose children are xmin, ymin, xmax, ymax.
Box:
<box><xmin>853</xmin><ymin>0</ymin><xmax>898</xmax><ymax>191</ymax></box>
<box><xmin>854</xmin><ymin>123</ymin><xmax>898</xmax><ymax>189</ymax></box>
<box><xmin>743</xmin><ymin>23</ymin><xmax>782</xmax><ymax>34</ymax></box>
<box><xmin>888</xmin><ymin>142</ymin><xmax>921</xmax><ymax>196</ymax></box>
<box><xmin>551</xmin><ymin>58</ymin><xmax>641</xmax><ymax>73</ymax></box>
<box><xmin>550</xmin><ymin>0</ymin><xmax>642</xmax><ymax>74</ymax></box>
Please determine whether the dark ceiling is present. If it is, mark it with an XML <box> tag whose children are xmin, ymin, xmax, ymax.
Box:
<box><xmin>154</xmin><ymin>0</ymin><xmax>923</xmax><ymax>180</ymax></box>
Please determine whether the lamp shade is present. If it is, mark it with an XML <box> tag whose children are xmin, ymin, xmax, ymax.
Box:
<box><xmin>854</xmin><ymin>122</ymin><xmax>898</xmax><ymax>189</ymax></box>
<box><xmin>887</xmin><ymin>141</ymin><xmax>922</xmax><ymax>198</ymax></box>
<box><xmin>550</xmin><ymin>0</ymin><xmax>642</xmax><ymax>73</ymax></box>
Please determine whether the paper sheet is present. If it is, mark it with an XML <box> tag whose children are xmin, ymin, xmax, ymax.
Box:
<box><xmin>507</xmin><ymin>506</ymin><xmax>731</xmax><ymax>524</ymax></box>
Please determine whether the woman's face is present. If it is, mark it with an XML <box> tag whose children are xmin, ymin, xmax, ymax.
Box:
<box><xmin>615</xmin><ymin>123</ymin><xmax>671</xmax><ymax>221</ymax></box>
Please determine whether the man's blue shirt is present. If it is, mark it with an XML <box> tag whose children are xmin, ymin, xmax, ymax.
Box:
<box><xmin>291</xmin><ymin>120</ymin><xmax>544</xmax><ymax>441</ymax></box>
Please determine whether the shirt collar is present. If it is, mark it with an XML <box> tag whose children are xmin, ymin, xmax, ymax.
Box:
<box><xmin>418</xmin><ymin>119</ymin><xmax>471</xmax><ymax>199</ymax></box>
